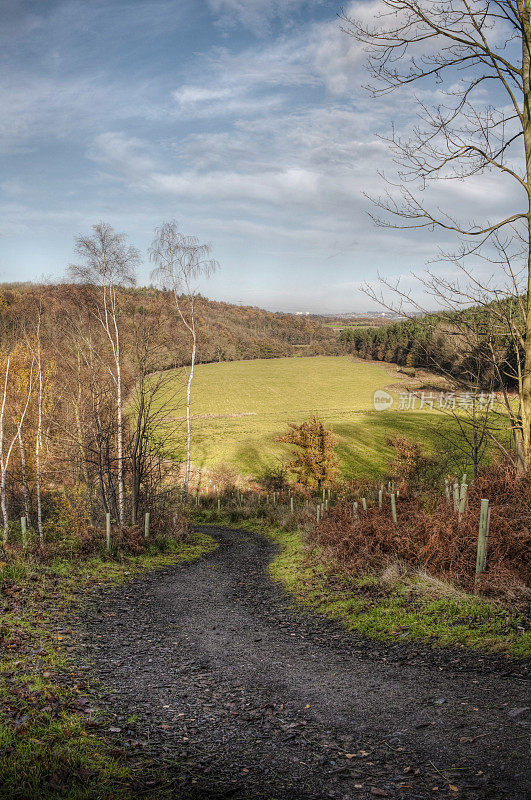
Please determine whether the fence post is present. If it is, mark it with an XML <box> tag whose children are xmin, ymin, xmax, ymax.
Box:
<box><xmin>106</xmin><ymin>512</ymin><xmax>111</xmax><ymax>552</ymax></box>
<box><xmin>475</xmin><ymin>499</ymin><xmax>490</xmax><ymax>586</ymax></box>
<box><xmin>390</xmin><ymin>493</ymin><xmax>397</xmax><ymax>523</ymax></box>
<box><xmin>21</xmin><ymin>516</ymin><xmax>27</xmax><ymax>549</ymax></box>
<box><xmin>458</xmin><ymin>484</ymin><xmax>467</xmax><ymax>523</ymax></box>
<box><xmin>453</xmin><ymin>482</ymin><xmax>459</xmax><ymax>512</ymax></box>
<box><xmin>144</xmin><ymin>511</ymin><xmax>150</xmax><ymax>539</ymax></box>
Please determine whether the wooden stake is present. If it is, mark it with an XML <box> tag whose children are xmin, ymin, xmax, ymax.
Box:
<box><xmin>353</xmin><ymin>500</ymin><xmax>358</xmax><ymax>518</ymax></box>
<box><xmin>458</xmin><ymin>484</ymin><xmax>467</xmax><ymax>523</ymax></box>
<box><xmin>106</xmin><ymin>513</ymin><xmax>111</xmax><ymax>552</ymax></box>
<box><xmin>453</xmin><ymin>483</ymin><xmax>459</xmax><ymax>513</ymax></box>
<box><xmin>378</xmin><ymin>488</ymin><xmax>383</xmax><ymax>509</ymax></box>
<box><xmin>362</xmin><ymin>497</ymin><xmax>367</xmax><ymax>511</ymax></box>
<box><xmin>390</xmin><ymin>493</ymin><xmax>397</xmax><ymax>524</ymax></box>
<box><xmin>475</xmin><ymin>499</ymin><xmax>490</xmax><ymax>585</ymax></box>
<box><xmin>144</xmin><ymin>511</ymin><xmax>150</xmax><ymax>539</ymax></box>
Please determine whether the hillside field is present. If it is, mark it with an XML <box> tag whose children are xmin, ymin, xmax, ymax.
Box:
<box><xmin>157</xmin><ymin>355</ymin><xmax>476</xmax><ymax>481</ymax></box>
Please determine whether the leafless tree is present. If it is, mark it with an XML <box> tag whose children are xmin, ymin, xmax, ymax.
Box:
<box><xmin>128</xmin><ymin>307</ymin><xmax>184</xmax><ymax>523</ymax></box>
<box><xmin>342</xmin><ymin>0</ymin><xmax>531</xmax><ymax>470</ymax></box>
<box><xmin>33</xmin><ymin>306</ymin><xmax>44</xmax><ymax>546</ymax></box>
<box><xmin>69</xmin><ymin>223</ymin><xmax>139</xmax><ymax>522</ymax></box>
<box><xmin>0</xmin><ymin>345</ymin><xmax>34</xmax><ymax>544</ymax></box>
<box><xmin>149</xmin><ymin>221</ymin><xmax>218</xmax><ymax>495</ymax></box>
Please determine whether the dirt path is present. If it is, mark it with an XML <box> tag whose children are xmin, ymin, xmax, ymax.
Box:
<box><xmin>81</xmin><ymin>526</ymin><xmax>530</xmax><ymax>800</ymax></box>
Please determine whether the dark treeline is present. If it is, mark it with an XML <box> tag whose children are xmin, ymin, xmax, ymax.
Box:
<box><xmin>339</xmin><ymin>302</ymin><xmax>525</xmax><ymax>391</ymax></box>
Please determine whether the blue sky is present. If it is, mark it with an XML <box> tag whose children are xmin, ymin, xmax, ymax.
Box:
<box><xmin>0</xmin><ymin>0</ymin><xmax>521</xmax><ymax>312</ymax></box>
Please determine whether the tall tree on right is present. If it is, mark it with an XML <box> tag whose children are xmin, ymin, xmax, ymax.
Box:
<box><xmin>342</xmin><ymin>1</ymin><xmax>531</xmax><ymax>471</ymax></box>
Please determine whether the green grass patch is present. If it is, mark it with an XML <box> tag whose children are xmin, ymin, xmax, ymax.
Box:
<box><xmin>156</xmin><ymin>356</ymin><xmax>508</xmax><ymax>481</ymax></box>
<box><xmin>0</xmin><ymin>531</ymin><xmax>217</xmax><ymax>799</ymax></box>
<box><xmin>208</xmin><ymin>518</ymin><xmax>529</xmax><ymax>658</ymax></box>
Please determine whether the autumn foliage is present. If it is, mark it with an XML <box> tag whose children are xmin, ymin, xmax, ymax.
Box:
<box><xmin>312</xmin><ymin>461</ymin><xmax>531</xmax><ymax>598</ymax></box>
<box><xmin>277</xmin><ymin>414</ymin><xmax>339</xmax><ymax>490</ymax></box>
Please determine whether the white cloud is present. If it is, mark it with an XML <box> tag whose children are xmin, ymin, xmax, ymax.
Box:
<box><xmin>172</xmin><ymin>82</ymin><xmax>285</xmax><ymax>118</ymax></box>
<box><xmin>89</xmin><ymin>132</ymin><xmax>158</xmax><ymax>179</ymax></box>
<box><xmin>207</xmin><ymin>0</ymin><xmax>317</xmax><ymax>33</ymax></box>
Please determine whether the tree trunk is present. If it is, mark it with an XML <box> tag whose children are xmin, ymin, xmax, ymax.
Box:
<box><xmin>116</xmin><ymin>362</ymin><xmax>125</xmax><ymax>524</ymax></box>
<box><xmin>18</xmin><ymin>430</ymin><xmax>31</xmax><ymax>525</ymax></box>
<box><xmin>184</xmin><ymin>328</ymin><xmax>196</xmax><ymax>496</ymax></box>
<box><xmin>520</xmin><ymin>0</ymin><xmax>531</xmax><ymax>471</ymax></box>
<box><xmin>1</xmin><ymin>469</ymin><xmax>8</xmax><ymax>544</ymax></box>
<box><xmin>74</xmin><ymin>351</ymin><xmax>90</xmax><ymax>486</ymax></box>
<box><xmin>35</xmin><ymin>359</ymin><xmax>43</xmax><ymax>548</ymax></box>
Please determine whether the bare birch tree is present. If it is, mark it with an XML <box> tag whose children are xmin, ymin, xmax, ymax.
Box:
<box><xmin>342</xmin><ymin>0</ymin><xmax>531</xmax><ymax>470</ymax></box>
<box><xmin>69</xmin><ymin>223</ymin><xmax>139</xmax><ymax>522</ymax></box>
<box><xmin>33</xmin><ymin>307</ymin><xmax>44</xmax><ymax>546</ymax></box>
<box><xmin>0</xmin><ymin>347</ymin><xmax>34</xmax><ymax>544</ymax></box>
<box><xmin>149</xmin><ymin>221</ymin><xmax>218</xmax><ymax>495</ymax></box>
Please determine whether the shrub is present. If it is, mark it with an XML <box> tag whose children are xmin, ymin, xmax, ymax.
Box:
<box><xmin>312</xmin><ymin>461</ymin><xmax>530</xmax><ymax>599</ymax></box>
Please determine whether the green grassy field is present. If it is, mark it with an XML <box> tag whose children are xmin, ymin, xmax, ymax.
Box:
<box><xmin>158</xmin><ymin>355</ymin><xmax>479</xmax><ymax>481</ymax></box>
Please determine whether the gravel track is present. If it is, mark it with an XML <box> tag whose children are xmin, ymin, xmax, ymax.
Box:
<box><xmin>80</xmin><ymin>526</ymin><xmax>530</xmax><ymax>800</ymax></box>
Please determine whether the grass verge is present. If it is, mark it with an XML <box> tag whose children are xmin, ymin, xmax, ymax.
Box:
<box><xmin>197</xmin><ymin>512</ymin><xmax>530</xmax><ymax>658</ymax></box>
<box><xmin>0</xmin><ymin>531</ymin><xmax>217</xmax><ymax>800</ymax></box>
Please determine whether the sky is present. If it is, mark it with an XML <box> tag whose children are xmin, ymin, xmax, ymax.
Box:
<box><xmin>0</xmin><ymin>0</ymin><xmax>524</xmax><ymax>312</ymax></box>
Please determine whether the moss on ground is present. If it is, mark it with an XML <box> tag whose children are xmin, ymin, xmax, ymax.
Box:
<box><xmin>268</xmin><ymin>526</ymin><xmax>530</xmax><ymax>658</ymax></box>
<box><xmin>0</xmin><ymin>532</ymin><xmax>217</xmax><ymax>799</ymax></box>
<box><xmin>200</xmin><ymin>515</ymin><xmax>530</xmax><ymax>658</ymax></box>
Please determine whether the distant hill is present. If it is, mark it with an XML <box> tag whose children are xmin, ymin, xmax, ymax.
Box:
<box><xmin>0</xmin><ymin>283</ymin><xmax>340</xmax><ymax>370</ymax></box>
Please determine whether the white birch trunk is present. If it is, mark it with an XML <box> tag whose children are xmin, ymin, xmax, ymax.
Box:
<box><xmin>116</xmin><ymin>360</ymin><xmax>125</xmax><ymax>524</ymax></box>
<box><xmin>18</xmin><ymin>429</ymin><xmax>31</xmax><ymax>524</ymax></box>
<box><xmin>184</xmin><ymin>328</ymin><xmax>196</xmax><ymax>495</ymax></box>
<box><xmin>35</xmin><ymin>334</ymin><xmax>44</xmax><ymax>547</ymax></box>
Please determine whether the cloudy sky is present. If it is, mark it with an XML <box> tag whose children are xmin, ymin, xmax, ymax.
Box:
<box><xmin>0</xmin><ymin>0</ymin><xmax>521</xmax><ymax>312</ymax></box>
